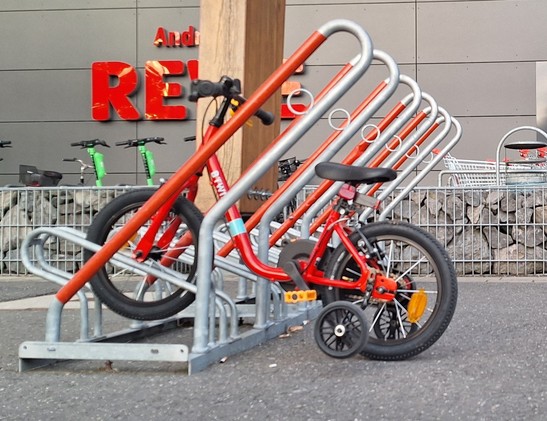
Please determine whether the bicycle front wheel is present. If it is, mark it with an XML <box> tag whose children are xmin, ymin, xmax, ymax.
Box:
<box><xmin>322</xmin><ymin>221</ymin><xmax>457</xmax><ymax>360</ymax></box>
<box><xmin>85</xmin><ymin>189</ymin><xmax>203</xmax><ymax>320</ymax></box>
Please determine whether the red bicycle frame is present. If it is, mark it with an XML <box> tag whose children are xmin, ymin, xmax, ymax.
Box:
<box><xmin>133</xmin><ymin>96</ymin><xmax>395</xmax><ymax>293</ymax></box>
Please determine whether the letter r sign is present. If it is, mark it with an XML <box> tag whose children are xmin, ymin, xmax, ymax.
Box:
<box><xmin>91</xmin><ymin>61</ymin><xmax>141</xmax><ymax>120</ymax></box>
<box><xmin>91</xmin><ymin>60</ymin><xmax>188</xmax><ymax>121</ymax></box>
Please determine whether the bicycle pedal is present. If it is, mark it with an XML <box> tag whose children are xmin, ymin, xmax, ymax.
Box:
<box><xmin>284</xmin><ymin>290</ymin><xmax>317</xmax><ymax>303</ymax></box>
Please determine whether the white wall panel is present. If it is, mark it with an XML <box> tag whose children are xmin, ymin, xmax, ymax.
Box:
<box><xmin>138</xmin><ymin>0</ymin><xmax>199</xmax><ymax>7</ymax></box>
<box><xmin>0</xmin><ymin>9</ymin><xmax>137</xmax><ymax>70</ymax></box>
<box><xmin>0</xmin><ymin>70</ymin><xmax>92</xmax><ymax>121</ymax></box>
<box><xmin>439</xmin><ymin>115</ymin><xmax>538</xmax><ymax>161</ymax></box>
<box><xmin>0</xmin><ymin>68</ymin><xmax>202</xmax><ymax>123</ymax></box>
<box><xmin>537</xmin><ymin>62</ymin><xmax>547</xmax><ymax>132</ymax></box>
<box><xmin>0</xmin><ymin>120</ymin><xmax>196</xmax><ymax>184</ymax></box>
<box><xmin>417</xmin><ymin>62</ymin><xmax>536</xmax><ymax>117</ymax></box>
<box><xmin>285</xmin><ymin>3</ymin><xmax>415</xmax><ymax>65</ymax></box>
<box><xmin>284</xmin><ymin>63</ymin><xmax>416</xmax><ymax>120</ymax></box>
<box><xmin>1</xmin><ymin>1</ymin><xmax>546</xmax><ymax>186</ymax></box>
<box><xmin>0</xmin><ymin>1</ymin><xmax>136</xmax><ymax>11</ymax></box>
<box><xmin>287</xmin><ymin>0</ymin><xmax>408</xmax><ymax>4</ymax></box>
<box><xmin>418</xmin><ymin>0</ymin><xmax>547</xmax><ymax>63</ymax></box>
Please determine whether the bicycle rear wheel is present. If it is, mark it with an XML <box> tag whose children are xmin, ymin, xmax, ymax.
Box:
<box><xmin>322</xmin><ymin>221</ymin><xmax>457</xmax><ymax>360</ymax></box>
<box><xmin>85</xmin><ymin>189</ymin><xmax>202</xmax><ymax>320</ymax></box>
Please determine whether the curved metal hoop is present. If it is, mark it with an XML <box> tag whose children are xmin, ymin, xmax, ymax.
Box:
<box><xmin>360</xmin><ymin>124</ymin><xmax>381</xmax><ymax>143</ymax></box>
<box><xmin>328</xmin><ymin>108</ymin><xmax>351</xmax><ymax>131</ymax></box>
<box><xmin>385</xmin><ymin>135</ymin><xmax>402</xmax><ymax>152</ymax></box>
<box><xmin>421</xmin><ymin>151</ymin><xmax>435</xmax><ymax>164</ymax></box>
<box><xmin>286</xmin><ymin>88</ymin><xmax>315</xmax><ymax>116</ymax></box>
<box><xmin>405</xmin><ymin>145</ymin><xmax>419</xmax><ymax>159</ymax></box>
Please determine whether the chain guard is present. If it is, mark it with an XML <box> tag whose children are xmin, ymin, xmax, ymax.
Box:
<box><xmin>276</xmin><ymin>239</ymin><xmax>316</xmax><ymax>291</ymax></box>
<box><xmin>277</xmin><ymin>239</ymin><xmax>316</xmax><ymax>268</ymax></box>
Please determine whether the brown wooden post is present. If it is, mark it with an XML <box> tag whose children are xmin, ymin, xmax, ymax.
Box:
<box><xmin>196</xmin><ymin>0</ymin><xmax>285</xmax><ymax>212</ymax></box>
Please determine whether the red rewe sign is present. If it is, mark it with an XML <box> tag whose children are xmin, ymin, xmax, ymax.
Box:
<box><xmin>91</xmin><ymin>59</ymin><xmax>199</xmax><ymax>121</ymax></box>
<box><xmin>91</xmin><ymin>24</ymin><xmax>306</xmax><ymax>121</ymax></box>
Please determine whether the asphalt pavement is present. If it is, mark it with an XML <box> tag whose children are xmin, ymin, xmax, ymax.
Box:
<box><xmin>0</xmin><ymin>277</ymin><xmax>545</xmax><ymax>421</ymax></box>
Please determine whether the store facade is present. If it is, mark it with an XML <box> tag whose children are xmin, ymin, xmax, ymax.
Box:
<box><xmin>1</xmin><ymin>0</ymin><xmax>546</xmax><ymax>186</ymax></box>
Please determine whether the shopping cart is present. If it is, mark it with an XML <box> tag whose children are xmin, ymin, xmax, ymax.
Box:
<box><xmin>436</xmin><ymin>150</ymin><xmax>545</xmax><ymax>187</ymax></box>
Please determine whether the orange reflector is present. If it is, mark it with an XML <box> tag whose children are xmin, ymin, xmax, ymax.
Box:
<box><xmin>121</xmin><ymin>232</ymin><xmax>138</xmax><ymax>252</ymax></box>
<box><xmin>407</xmin><ymin>288</ymin><xmax>427</xmax><ymax>323</ymax></box>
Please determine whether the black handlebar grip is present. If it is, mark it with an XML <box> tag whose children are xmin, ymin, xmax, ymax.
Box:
<box><xmin>189</xmin><ymin>80</ymin><xmax>209</xmax><ymax>101</ymax></box>
<box><xmin>198</xmin><ymin>81</ymin><xmax>221</xmax><ymax>97</ymax></box>
<box><xmin>115</xmin><ymin>140</ymin><xmax>129</xmax><ymax>146</ymax></box>
<box><xmin>189</xmin><ymin>80</ymin><xmax>227</xmax><ymax>101</ymax></box>
<box><xmin>71</xmin><ymin>139</ymin><xmax>110</xmax><ymax>148</ymax></box>
<box><xmin>255</xmin><ymin>109</ymin><xmax>275</xmax><ymax>126</ymax></box>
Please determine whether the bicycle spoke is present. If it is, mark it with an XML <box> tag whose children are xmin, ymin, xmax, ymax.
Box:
<box><xmin>385</xmin><ymin>239</ymin><xmax>394</xmax><ymax>275</ymax></box>
<box><xmin>369</xmin><ymin>302</ymin><xmax>386</xmax><ymax>333</ymax></box>
<box><xmin>393</xmin><ymin>299</ymin><xmax>409</xmax><ymax>339</ymax></box>
<box><xmin>393</xmin><ymin>256</ymin><xmax>428</xmax><ymax>281</ymax></box>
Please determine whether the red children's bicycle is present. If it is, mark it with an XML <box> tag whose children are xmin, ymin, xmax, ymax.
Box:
<box><xmin>84</xmin><ymin>76</ymin><xmax>457</xmax><ymax>360</ymax></box>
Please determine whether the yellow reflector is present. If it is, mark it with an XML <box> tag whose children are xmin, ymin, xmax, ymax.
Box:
<box><xmin>229</xmin><ymin>100</ymin><xmax>253</xmax><ymax>126</ymax></box>
<box><xmin>407</xmin><ymin>288</ymin><xmax>427</xmax><ymax>323</ymax></box>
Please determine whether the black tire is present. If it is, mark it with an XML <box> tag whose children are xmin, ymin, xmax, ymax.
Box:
<box><xmin>322</xmin><ymin>221</ymin><xmax>457</xmax><ymax>360</ymax></box>
<box><xmin>85</xmin><ymin>189</ymin><xmax>203</xmax><ymax>320</ymax></box>
<box><xmin>314</xmin><ymin>301</ymin><xmax>368</xmax><ymax>359</ymax></box>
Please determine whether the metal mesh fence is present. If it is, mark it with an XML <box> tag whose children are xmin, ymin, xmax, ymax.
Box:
<box><xmin>2</xmin><ymin>185</ymin><xmax>547</xmax><ymax>276</ymax></box>
<box><xmin>0</xmin><ymin>186</ymin><xmax>136</xmax><ymax>275</ymax></box>
<box><xmin>299</xmin><ymin>184</ymin><xmax>547</xmax><ymax>276</ymax></box>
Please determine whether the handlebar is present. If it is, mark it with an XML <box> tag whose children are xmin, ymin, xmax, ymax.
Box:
<box><xmin>188</xmin><ymin>75</ymin><xmax>240</xmax><ymax>101</ymax></box>
<box><xmin>278</xmin><ymin>157</ymin><xmax>305</xmax><ymax>181</ymax></box>
<box><xmin>70</xmin><ymin>139</ymin><xmax>110</xmax><ymax>148</ymax></box>
<box><xmin>115</xmin><ymin>137</ymin><xmax>166</xmax><ymax>148</ymax></box>
<box><xmin>189</xmin><ymin>76</ymin><xmax>275</xmax><ymax>126</ymax></box>
<box><xmin>64</xmin><ymin>157</ymin><xmax>91</xmax><ymax>165</ymax></box>
<box><xmin>0</xmin><ymin>140</ymin><xmax>12</xmax><ymax>148</ymax></box>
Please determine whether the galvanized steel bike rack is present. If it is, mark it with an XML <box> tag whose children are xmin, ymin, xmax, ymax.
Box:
<box><xmin>18</xmin><ymin>19</ymin><xmax>460</xmax><ymax>374</ymax></box>
<box><xmin>377</xmin><ymin>113</ymin><xmax>462</xmax><ymax>220</ymax></box>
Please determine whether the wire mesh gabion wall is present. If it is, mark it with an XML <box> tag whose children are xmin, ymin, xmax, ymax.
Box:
<box><xmin>299</xmin><ymin>184</ymin><xmax>547</xmax><ymax>277</ymax></box>
<box><xmin>382</xmin><ymin>186</ymin><xmax>547</xmax><ymax>276</ymax></box>
<box><xmin>0</xmin><ymin>186</ymin><xmax>135</xmax><ymax>275</ymax></box>
<box><xmin>2</xmin><ymin>185</ymin><xmax>547</xmax><ymax>276</ymax></box>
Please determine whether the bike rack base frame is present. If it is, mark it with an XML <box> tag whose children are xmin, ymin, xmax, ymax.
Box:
<box><xmin>18</xmin><ymin>227</ymin><xmax>320</xmax><ymax>374</ymax></box>
<box><xmin>19</xmin><ymin>303</ymin><xmax>319</xmax><ymax>374</ymax></box>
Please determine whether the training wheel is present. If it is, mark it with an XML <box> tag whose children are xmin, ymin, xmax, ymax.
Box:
<box><xmin>314</xmin><ymin>301</ymin><xmax>368</xmax><ymax>359</ymax></box>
